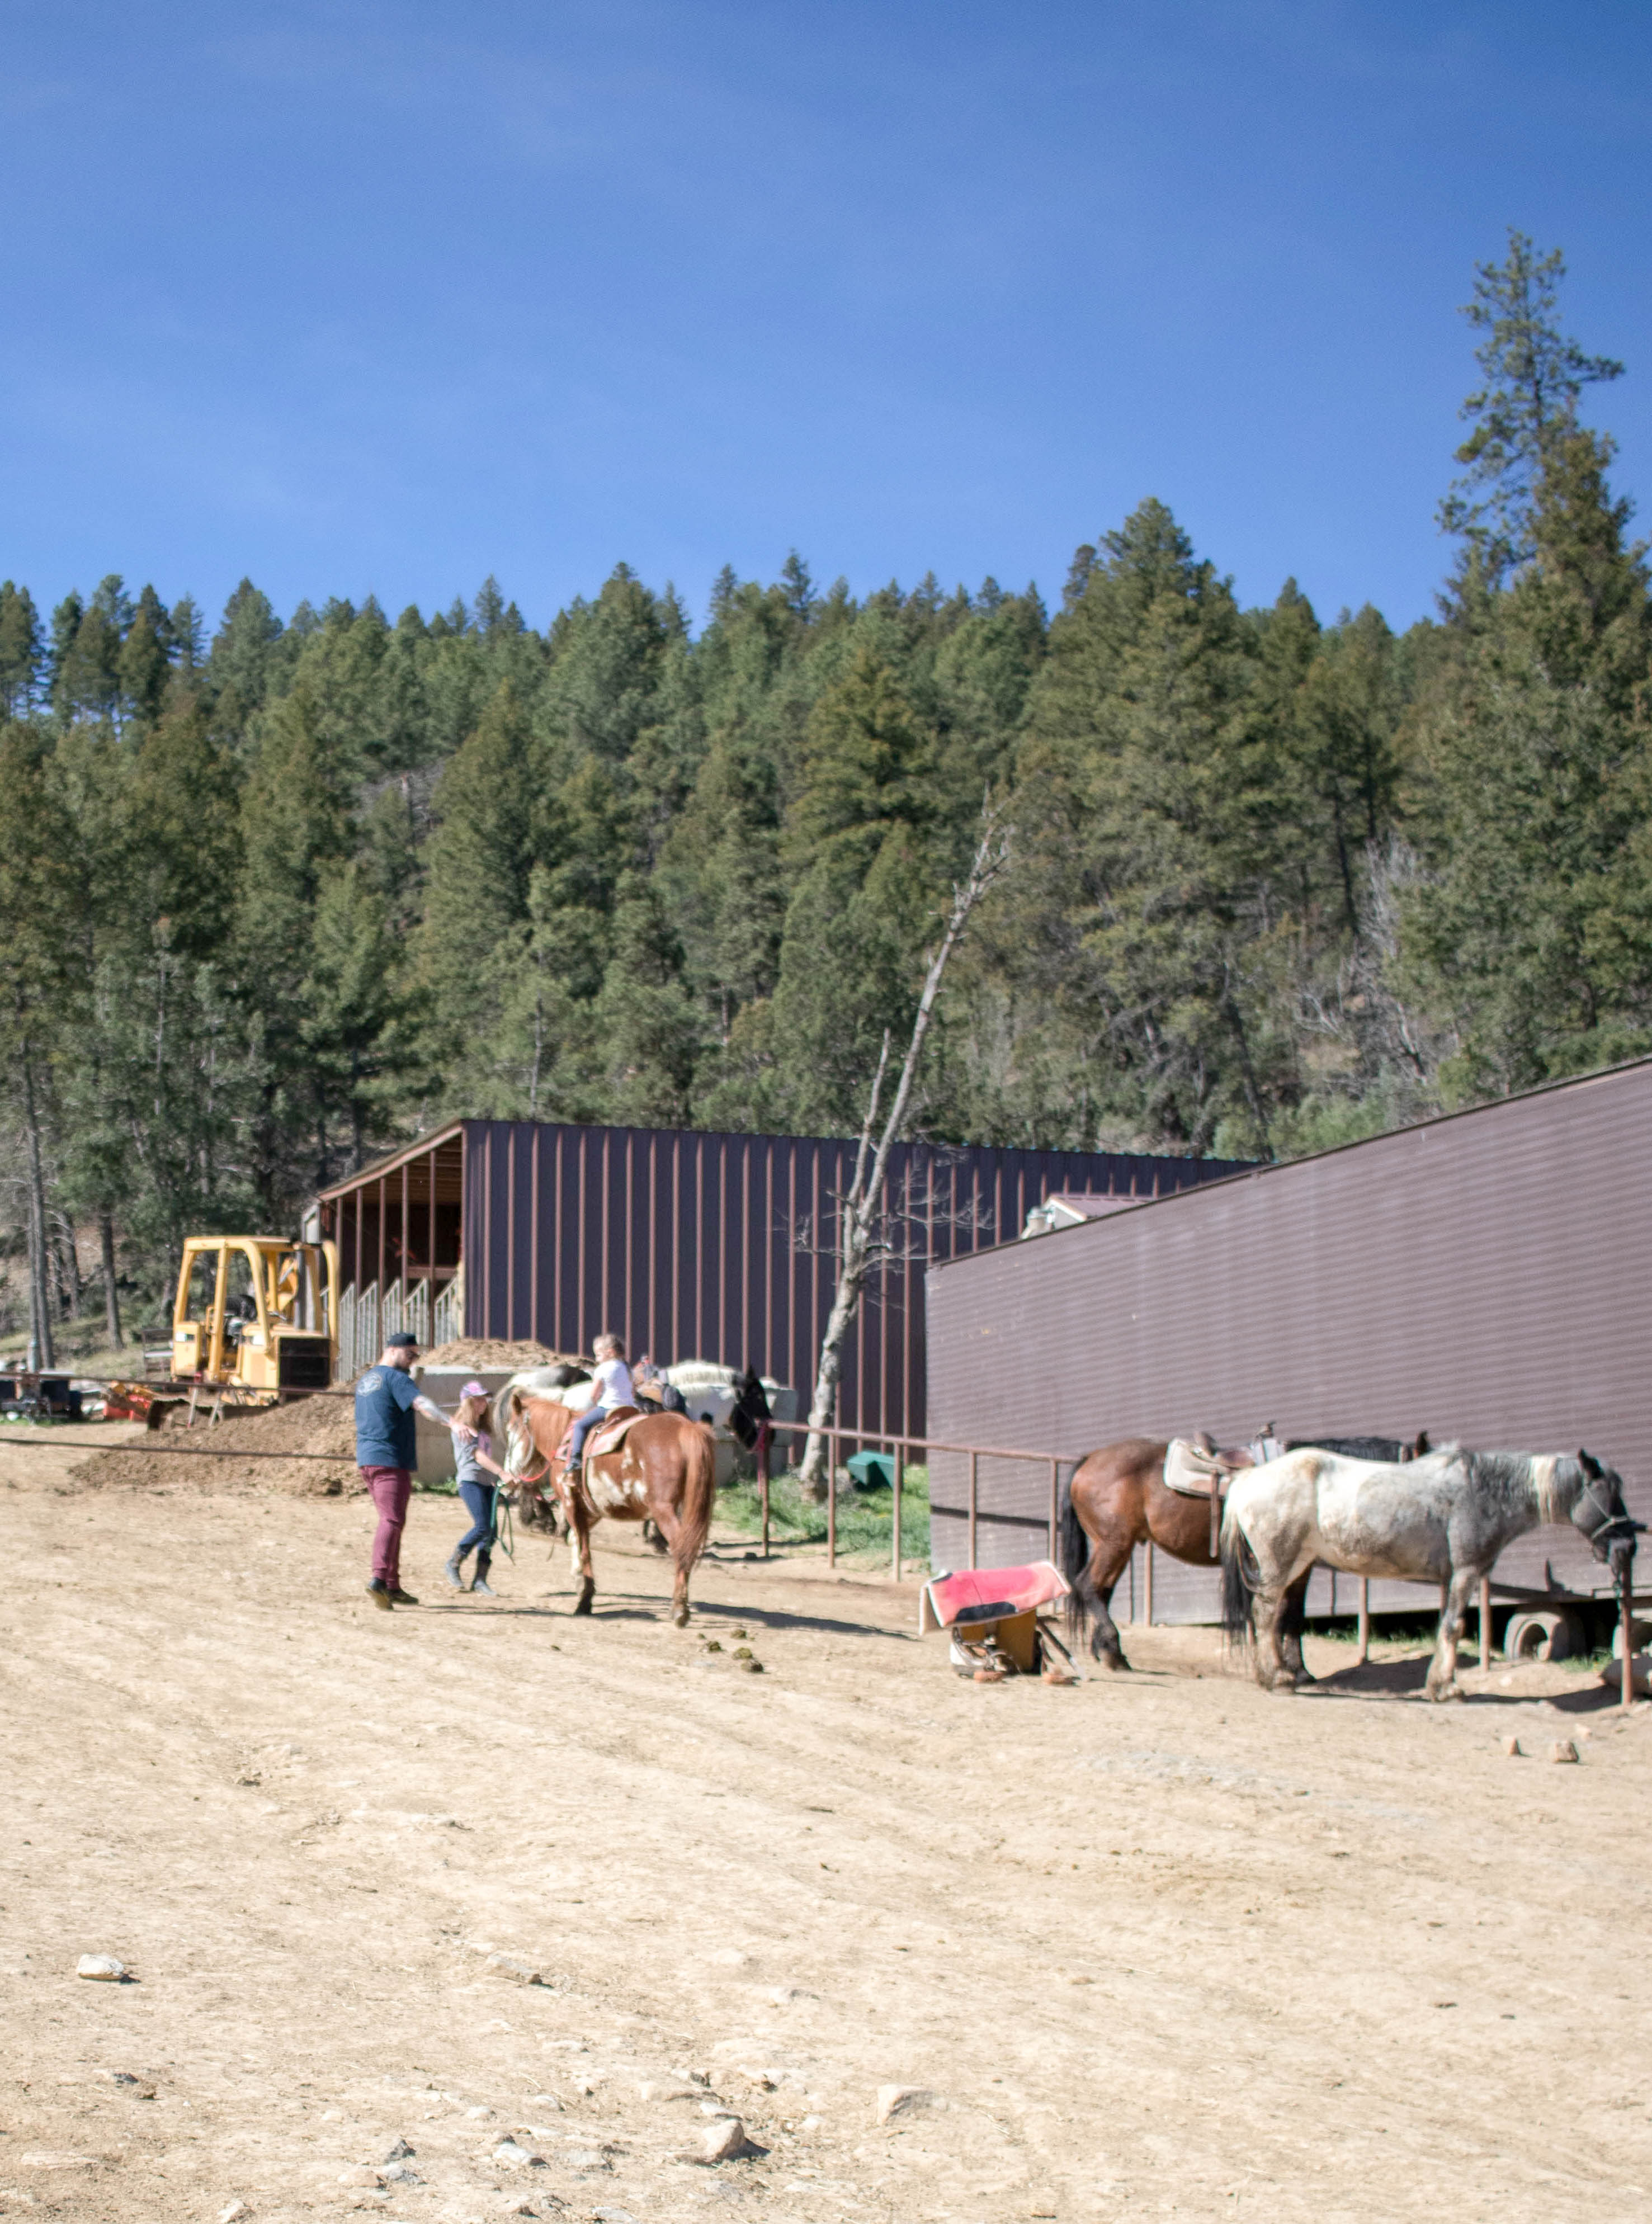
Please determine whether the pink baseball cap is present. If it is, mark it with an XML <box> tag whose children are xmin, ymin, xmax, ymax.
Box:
<box><xmin>462</xmin><ymin>1379</ymin><xmax>488</xmax><ymax>1398</ymax></box>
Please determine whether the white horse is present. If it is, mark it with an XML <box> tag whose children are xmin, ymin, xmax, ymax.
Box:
<box><xmin>1220</xmin><ymin>1444</ymin><xmax>1638</xmax><ymax>1700</ymax></box>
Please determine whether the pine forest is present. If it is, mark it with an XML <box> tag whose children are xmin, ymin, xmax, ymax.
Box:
<box><xmin>4</xmin><ymin>234</ymin><xmax>1650</xmax><ymax>1347</ymax></box>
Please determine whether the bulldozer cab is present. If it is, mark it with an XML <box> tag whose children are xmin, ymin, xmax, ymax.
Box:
<box><xmin>171</xmin><ymin>1236</ymin><xmax>338</xmax><ymax>1395</ymax></box>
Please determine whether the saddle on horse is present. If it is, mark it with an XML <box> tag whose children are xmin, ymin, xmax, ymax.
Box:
<box><xmin>1163</xmin><ymin>1430</ymin><xmax>1281</xmax><ymax>1553</ymax></box>
<box><xmin>559</xmin><ymin>1404</ymin><xmax>645</xmax><ymax>1481</ymax></box>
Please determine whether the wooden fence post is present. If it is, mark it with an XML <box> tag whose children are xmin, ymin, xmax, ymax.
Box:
<box><xmin>891</xmin><ymin>1444</ymin><xmax>903</xmax><ymax>1580</ymax></box>
<box><xmin>827</xmin><ymin>1431</ymin><xmax>836</xmax><ymax>1569</ymax></box>
<box><xmin>757</xmin><ymin>1423</ymin><xmax>771</xmax><ymax>1561</ymax></box>
<box><xmin>1623</xmin><ymin>1582</ymin><xmax>1636</xmax><ymax>1714</ymax></box>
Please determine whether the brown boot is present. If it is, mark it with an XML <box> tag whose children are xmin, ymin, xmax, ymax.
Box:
<box><xmin>366</xmin><ymin>1580</ymin><xmax>394</xmax><ymax>1612</ymax></box>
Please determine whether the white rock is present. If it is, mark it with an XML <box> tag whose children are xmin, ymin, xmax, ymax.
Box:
<box><xmin>493</xmin><ymin>2138</ymin><xmax>535</xmax><ymax>2165</ymax></box>
<box><xmin>680</xmin><ymin>2115</ymin><xmax>752</xmax><ymax>2164</ymax></box>
<box><xmin>466</xmin><ymin>2104</ymin><xmax>495</xmax><ymax>2118</ymax></box>
<box><xmin>524</xmin><ymin>2091</ymin><xmax>563</xmax><ymax>2112</ymax></box>
<box><xmin>220</xmin><ymin>2205</ymin><xmax>250</xmax><ymax>2223</ymax></box>
<box><xmin>638</xmin><ymin>2079</ymin><xmax>700</xmax><ymax>2102</ymax></box>
<box><xmin>488</xmin><ymin>1952</ymin><xmax>545</xmax><ymax>1985</ymax></box>
<box><xmin>564</xmin><ymin>2146</ymin><xmax>611</xmax><ymax>2171</ymax></box>
<box><xmin>383</xmin><ymin>2162</ymin><xmax>422</xmax><ymax>2183</ymax></box>
<box><xmin>876</xmin><ymin>2084</ymin><xmax>940</xmax><ymax>2123</ymax></box>
<box><xmin>76</xmin><ymin>1954</ymin><xmax>126</xmax><ymax>1981</ymax></box>
<box><xmin>337</xmin><ymin>2163</ymin><xmax>384</xmax><ymax>2187</ymax></box>
<box><xmin>20</xmin><ymin>2150</ymin><xmax>97</xmax><ymax>2166</ymax></box>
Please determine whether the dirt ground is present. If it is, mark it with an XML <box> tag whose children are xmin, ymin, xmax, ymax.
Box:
<box><xmin>3</xmin><ymin>1425</ymin><xmax>1650</xmax><ymax>2224</ymax></box>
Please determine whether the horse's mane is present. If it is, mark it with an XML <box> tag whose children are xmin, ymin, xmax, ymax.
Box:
<box><xmin>1459</xmin><ymin>1447</ymin><xmax>1563</xmax><ymax>1521</ymax></box>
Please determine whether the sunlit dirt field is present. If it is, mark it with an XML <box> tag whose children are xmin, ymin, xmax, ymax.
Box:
<box><xmin>2</xmin><ymin>1424</ymin><xmax>1649</xmax><ymax>2223</ymax></box>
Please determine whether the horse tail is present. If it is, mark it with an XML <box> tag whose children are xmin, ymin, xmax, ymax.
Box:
<box><xmin>1220</xmin><ymin>1500</ymin><xmax>1255</xmax><ymax>1652</ymax></box>
<box><xmin>673</xmin><ymin>1418</ymin><xmax>716</xmax><ymax>1576</ymax></box>
<box><xmin>1059</xmin><ymin>1489</ymin><xmax>1093</xmax><ymax>1644</ymax></box>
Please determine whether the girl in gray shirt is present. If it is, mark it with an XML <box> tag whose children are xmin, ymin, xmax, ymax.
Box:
<box><xmin>445</xmin><ymin>1383</ymin><xmax>511</xmax><ymax>1596</ymax></box>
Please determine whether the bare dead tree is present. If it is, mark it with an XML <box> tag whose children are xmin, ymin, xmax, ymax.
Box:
<box><xmin>797</xmin><ymin>810</ymin><xmax>1012</xmax><ymax>1494</ymax></box>
<box><xmin>100</xmin><ymin>1212</ymin><xmax>123</xmax><ymax>1352</ymax></box>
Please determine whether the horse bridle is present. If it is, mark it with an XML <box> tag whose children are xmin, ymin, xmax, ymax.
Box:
<box><xmin>1571</xmin><ymin>1471</ymin><xmax>1644</xmax><ymax>1554</ymax></box>
<box><xmin>503</xmin><ymin>1410</ymin><xmax>556</xmax><ymax>1491</ymax></box>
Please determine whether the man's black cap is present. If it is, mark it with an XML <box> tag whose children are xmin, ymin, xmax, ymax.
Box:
<box><xmin>385</xmin><ymin>1330</ymin><xmax>418</xmax><ymax>1349</ymax></box>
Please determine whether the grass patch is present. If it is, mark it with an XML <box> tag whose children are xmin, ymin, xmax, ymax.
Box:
<box><xmin>717</xmin><ymin>1465</ymin><xmax>929</xmax><ymax>1566</ymax></box>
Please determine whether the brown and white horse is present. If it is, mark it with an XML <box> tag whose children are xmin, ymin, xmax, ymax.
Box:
<box><xmin>1061</xmin><ymin>1432</ymin><xmax>1429</xmax><ymax>1675</ymax></box>
<box><xmin>498</xmin><ymin>1382</ymin><xmax>715</xmax><ymax>1626</ymax></box>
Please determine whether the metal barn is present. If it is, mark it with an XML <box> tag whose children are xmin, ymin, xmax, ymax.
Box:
<box><xmin>313</xmin><ymin>1119</ymin><xmax>1247</xmax><ymax>1439</ymax></box>
<box><xmin>925</xmin><ymin>1059</ymin><xmax>1652</xmax><ymax>1615</ymax></box>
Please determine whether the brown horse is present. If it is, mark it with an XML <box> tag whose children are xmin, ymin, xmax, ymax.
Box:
<box><xmin>1060</xmin><ymin>1432</ymin><xmax>1429</xmax><ymax>1675</ymax></box>
<box><xmin>499</xmin><ymin>1386</ymin><xmax>715</xmax><ymax>1626</ymax></box>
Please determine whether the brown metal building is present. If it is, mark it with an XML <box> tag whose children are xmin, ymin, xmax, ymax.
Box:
<box><xmin>926</xmin><ymin>1059</ymin><xmax>1652</xmax><ymax>1616</ymax></box>
<box><xmin>313</xmin><ymin>1119</ymin><xmax>1247</xmax><ymax>1439</ymax></box>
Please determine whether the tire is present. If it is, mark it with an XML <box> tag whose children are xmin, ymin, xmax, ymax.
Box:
<box><xmin>1503</xmin><ymin>1609</ymin><xmax>1582</xmax><ymax>1663</ymax></box>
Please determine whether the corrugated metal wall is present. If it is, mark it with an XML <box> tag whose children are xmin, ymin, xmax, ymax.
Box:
<box><xmin>926</xmin><ymin>1060</ymin><xmax>1652</xmax><ymax>1615</ymax></box>
<box><xmin>458</xmin><ymin>1120</ymin><xmax>1246</xmax><ymax>1439</ymax></box>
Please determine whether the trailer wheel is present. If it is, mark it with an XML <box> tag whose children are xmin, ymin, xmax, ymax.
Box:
<box><xmin>1503</xmin><ymin>1609</ymin><xmax>1580</xmax><ymax>1663</ymax></box>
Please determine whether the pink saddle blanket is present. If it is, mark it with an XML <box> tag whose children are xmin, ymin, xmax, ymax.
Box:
<box><xmin>920</xmin><ymin>1560</ymin><xmax>1069</xmax><ymax>1633</ymax></box>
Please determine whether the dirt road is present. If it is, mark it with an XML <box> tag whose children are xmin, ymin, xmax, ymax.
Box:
<box><xmin>2</xmin><ymin>1428</ymin><xmax>1649</xmax><ymax>2222</ymax></box>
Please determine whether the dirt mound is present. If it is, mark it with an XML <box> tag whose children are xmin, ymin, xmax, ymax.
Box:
<box><xmin>418</xmin><ymin>1339</ymin><xmax>585</xmax><ymax>1372</ymax></box>
<box><xmin>73</xmin><ymin>1392</ymin><xmax>358</xmax><ymax>1496</ymax></box>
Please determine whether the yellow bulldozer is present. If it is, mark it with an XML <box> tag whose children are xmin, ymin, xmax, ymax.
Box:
<box><xmin>127</xmin><ymin>1235</ymin><xmax>339</xmax><ymax>1423</ymax></box>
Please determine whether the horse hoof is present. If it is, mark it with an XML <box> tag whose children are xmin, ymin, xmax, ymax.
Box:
<box><xmin>1096</xmin><ymin>1650</ymin><xmax>1129</xmax><ymax>1673</ymax></box>
<box><xmin>574</xmin><ymin>1591</ymin><xmax>594</xmax><ymax>1617</ymax></box>
<box><xmin>672</xmin><ymin>1609</ymin><xmax>690</xmax><ymax>1628</ymax></box>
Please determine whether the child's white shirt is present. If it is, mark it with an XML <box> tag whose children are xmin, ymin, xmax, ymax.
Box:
<box><xmin>593</xmin><ymin>1357</ymin><xmax>635</xmax><ymax>1410</ymax></box>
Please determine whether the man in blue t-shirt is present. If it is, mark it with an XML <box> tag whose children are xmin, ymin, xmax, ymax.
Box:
<box><xmin>355</xmin><ymin>1332</ymin><xmax>461</xmax><ymax>1611</ymax></box>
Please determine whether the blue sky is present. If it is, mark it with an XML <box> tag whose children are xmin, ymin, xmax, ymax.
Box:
<box><xmin>1</xmin><ymin>1</ymin><xmax>1648</xmax><ymax>635</ymax></box>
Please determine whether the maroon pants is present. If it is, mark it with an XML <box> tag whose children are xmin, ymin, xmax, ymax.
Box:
<box><xmin>360</xmin><ymin>1466</ymin><xmax>412</xmax><ymax>1588</ymax></box>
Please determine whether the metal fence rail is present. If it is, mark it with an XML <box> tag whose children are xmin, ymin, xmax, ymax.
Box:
<box><xmin>752</xmin><ymin>1415</ymin><xmax>1083</xmax><ymax>1575</ymax></box>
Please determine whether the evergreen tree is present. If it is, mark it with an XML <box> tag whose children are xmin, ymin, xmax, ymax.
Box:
<box><xmin>0</xmin><ymin>583</ymin><xmax>42</xmax><ymax>716</ymax></box>
<box><xmin>1404</xmin><ymin>420</ymin><xmax>1652</xmax><ymax>1092</ymax></box>
<box><xmin>117</xmin><ymin>585</ymin><xmax>174</xmax><ymax>728</ymax></box>
<box><xmin>210</xmin><ymin>580</ymin><xmax>284</xmax><ymax>736</ymax></box>
<box><xmin>1439</xmin><ymin>230</ymin><xmax>1624</xmax><ymax>583</ymax></box>
<box><xmin>53</xmin><ymin>576</ymin><xmax>132</xmax><ymax>723</ymax></box>
<box><xmin>418</xmin><ymin>683</ymin><xmax>544</xmax><ymax>1058</ymax></box>
<box><xmin>1013</xmin><ymin>500</ymin><xmax>1286</xmax><ymax>1155</ymax></box>
<box><xmin>588</xmin><ymin>877</ymin><xmax>704</xmax><ymax>1126</ymax></box>
<box><xmin>0</xmin><ymin>726</ymin><xmax>87</xmax><ymax>1357</ymax></box>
